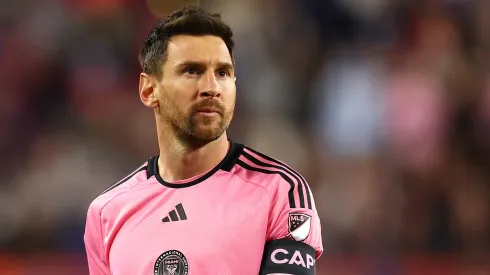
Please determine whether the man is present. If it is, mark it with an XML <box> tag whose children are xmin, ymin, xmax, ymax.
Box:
<box><xmin>84</xmin><ymin>6</ymin><xmax>323</xmax><ymax>275</ymax></box>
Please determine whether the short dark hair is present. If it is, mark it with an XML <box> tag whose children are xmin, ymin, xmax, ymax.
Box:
<box><xmin>138</xmin><ymin>6</ymin><xmax>234</xmax><ymax>79</ymax></box>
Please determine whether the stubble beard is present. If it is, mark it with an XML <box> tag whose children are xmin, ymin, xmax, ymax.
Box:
<box><xmin>169</xmin><ymin>107</ymin><xmax>234</xmax><ymax>148</ymax></box>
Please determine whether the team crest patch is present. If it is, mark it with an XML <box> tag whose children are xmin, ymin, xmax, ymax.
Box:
<box><xmin>286</xmin><ymin>213</ymin><xmax>311</xmax><ymax>242</ymax></box>
<box><xmin>154</xmin><ymin>250</ymin><xmax>189</xmax><ymax>275</ymax></box>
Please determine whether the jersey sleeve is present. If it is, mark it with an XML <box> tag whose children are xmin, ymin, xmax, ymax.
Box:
<box><xmin>260</xmin><ymin>175</ymin><xmax>323</xmax><ymax>275</ymax></box>
<box><xmin>267</xmin><ymin>176</ymin><xmax>323</xmax><ymax>258</ymax></box>
<box><xmin>84</xmin><ymin>201</ymin><xmax>111</xmax><ymax>275</ymax></box>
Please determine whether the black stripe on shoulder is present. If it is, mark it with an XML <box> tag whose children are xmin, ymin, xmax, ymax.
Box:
<box><xmin>236</xmin><ymin>159</ymin><xmax>296</xmax><ymax>208</ymax></box>
<box><xmin>245</xmin><ymin>147</ymin><xmax>312</xmax><ymax>210</ymax></box>
<box><xmin>242</xmin><ymin>150</ymin><xmax>309</xmax><ymax>209</ymax></box>
<box><xmin>101</xmin><ymin>165</ymin><xmax>147</xmax><ymax>195</ymax></box>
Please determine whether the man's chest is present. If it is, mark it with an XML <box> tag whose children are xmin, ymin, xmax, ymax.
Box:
<box><xmin>106</xmin><ymin>182</ymin><xmax>270</xmax><ymax>274</ymax></box>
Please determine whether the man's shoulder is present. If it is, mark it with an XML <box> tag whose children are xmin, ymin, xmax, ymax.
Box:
<box><xmin>88</xmin><ymin>161</ymin><xmax>150</xmax><ymax>212</ymax></box>
<box><xmin>235</xmin><ymin>145</ymin><xmax>307</xmax><ymax>184</ymax></box>
<box><xmin>234</xmin><ymin>145</ymin><xmax>312</xmax><ymax>209</ymax></box>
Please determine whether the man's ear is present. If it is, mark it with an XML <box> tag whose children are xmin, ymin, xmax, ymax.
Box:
<box><xmin>139</xmin><ymin>73</ymin><xmax>159</xmax><ymax>108</ymax></box>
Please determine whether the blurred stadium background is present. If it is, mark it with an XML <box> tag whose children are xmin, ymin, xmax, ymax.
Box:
<box><xmin>1</xmin><ymin>0</ymin><xmax>490</xmax><ymax>274</ymax></box>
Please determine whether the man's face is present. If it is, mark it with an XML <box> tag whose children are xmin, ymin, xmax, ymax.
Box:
<box><xmin>156</xmin><ymin>35</ymin><xmax>236</xmax><ymax>145</ymax></box>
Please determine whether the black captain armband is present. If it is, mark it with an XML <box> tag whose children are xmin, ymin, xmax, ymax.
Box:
<box><xmin>259</xmin><ymin>239</ymin><xmax>316</xmax><ymax>275</ymax></box>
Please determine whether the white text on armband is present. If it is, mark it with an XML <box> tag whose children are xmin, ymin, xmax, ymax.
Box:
<box><xmin>271</xmin><ymin>248</ymin><xmax>315</xmax><ymax>269</ymax></box>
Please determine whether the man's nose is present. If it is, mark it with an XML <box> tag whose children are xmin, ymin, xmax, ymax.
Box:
<box><xmin>198</xmin><ymin>71</ymin><xmax>220</xmax><ymax>98</ymax></box>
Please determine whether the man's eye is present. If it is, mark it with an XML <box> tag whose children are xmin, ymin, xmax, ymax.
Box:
<box><xmin>184</xmin><ymin>67</ymin><xmax>198</xmax><ymax>75</ymax></box>
<box><xmin>217</xmin><ymin>70</ymin><xmax>230</xmax><ymax>77</ymax></box>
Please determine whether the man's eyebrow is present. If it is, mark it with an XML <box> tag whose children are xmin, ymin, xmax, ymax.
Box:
<box><xmin>174</xmin><ymin>61</ymin><xmax>234</xmax><ymax>70</ymax></box>
<box><xmin>174</xmin><ymin>61</ymin><xmax>205</xmax><ymax>69</ymax></box>
<box><xmin>217</xmin><ymin>62</ymin><xmax>234</xmax><ymax>71</ymax></box>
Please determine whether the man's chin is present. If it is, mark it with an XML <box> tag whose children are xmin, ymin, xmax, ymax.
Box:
<box><xmin>191</xmin><ymin>128</ymin><xmax>225</xmax><ymax>142</ymax></box>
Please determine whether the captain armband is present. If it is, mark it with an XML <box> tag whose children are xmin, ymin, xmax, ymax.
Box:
<box><xmin>259</xmin><ymin>239</ymin><xmax>316</xmax><ymax>275</ymax></box>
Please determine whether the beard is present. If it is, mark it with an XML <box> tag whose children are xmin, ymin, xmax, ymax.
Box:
<box><xmin>165</xmin><ymin>98</ymin><xmax>234</xmax><ymax>147</ymax></box>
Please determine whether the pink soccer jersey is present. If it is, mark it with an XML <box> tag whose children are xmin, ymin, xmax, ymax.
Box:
<box><xmin>84</xmin><ymin>141</ymin><xmax>323</xmax><ymax>275</ymax></box>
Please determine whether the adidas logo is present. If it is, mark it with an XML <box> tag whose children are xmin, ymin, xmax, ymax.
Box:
<box><xmin>162</xmin><ymin>203</ymin><xmax>187</xmax><ymax>222</ymax></box>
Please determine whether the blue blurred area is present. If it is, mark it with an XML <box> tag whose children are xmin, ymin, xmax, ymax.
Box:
<box><xmin>1</xmin><ymin>0</ymin><xmax>490</xmax><ymax>273</ymax></box>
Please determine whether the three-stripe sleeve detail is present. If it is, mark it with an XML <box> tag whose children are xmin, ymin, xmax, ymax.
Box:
<box><xmin>101</xmin><ymin>165</ymin><xmax>147</xmax><ymax>195</ymax></box>
<box><xmin>236</xmin><ymin>159</ymin><xmax>297</xmax><ymax>208</ymax></box>
<box><xmin>242</xmin><ymin>147</ymin><xmax>312</xmax><ymax>210</ymax></box>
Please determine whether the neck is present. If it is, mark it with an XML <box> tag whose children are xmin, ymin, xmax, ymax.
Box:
<box><xmin>156</xmin><ymin>128</ymin><xmax>230</xmax><ymax>183</ymax></box>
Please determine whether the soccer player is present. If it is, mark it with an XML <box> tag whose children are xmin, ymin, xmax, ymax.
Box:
<box><xmin>84</xmin><ymin>6</ymin><xmax>323</xmax><ymax>275</ymax></box>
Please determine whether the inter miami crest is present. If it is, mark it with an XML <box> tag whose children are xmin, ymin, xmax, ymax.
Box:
<box><xmin>154</xmin><ymin>250</ymin><xmax>189</xmax><ymax>275</ymax></box>
<box><xmin>286</xmin><ymin>213</ymin><xmax>311</xmax><ymax>242</ymax></box>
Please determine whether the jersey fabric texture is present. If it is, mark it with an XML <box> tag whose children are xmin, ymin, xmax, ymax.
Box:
<box><xmin>84</xmin><ymin>141</ymin><xmax>323</xmax><ymax>275</ymax></box>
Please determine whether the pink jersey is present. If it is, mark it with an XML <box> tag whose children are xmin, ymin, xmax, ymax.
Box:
<box><xmin>84</xmin><ymin>141</ymin><xmax>323</xmax><ymax>275</ymax></box>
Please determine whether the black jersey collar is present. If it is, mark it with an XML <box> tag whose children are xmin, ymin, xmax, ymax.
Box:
<box><xmin>146</xmin><ymin>140</ymin><xmax>243</xmax><ymax>188</ymax></box>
